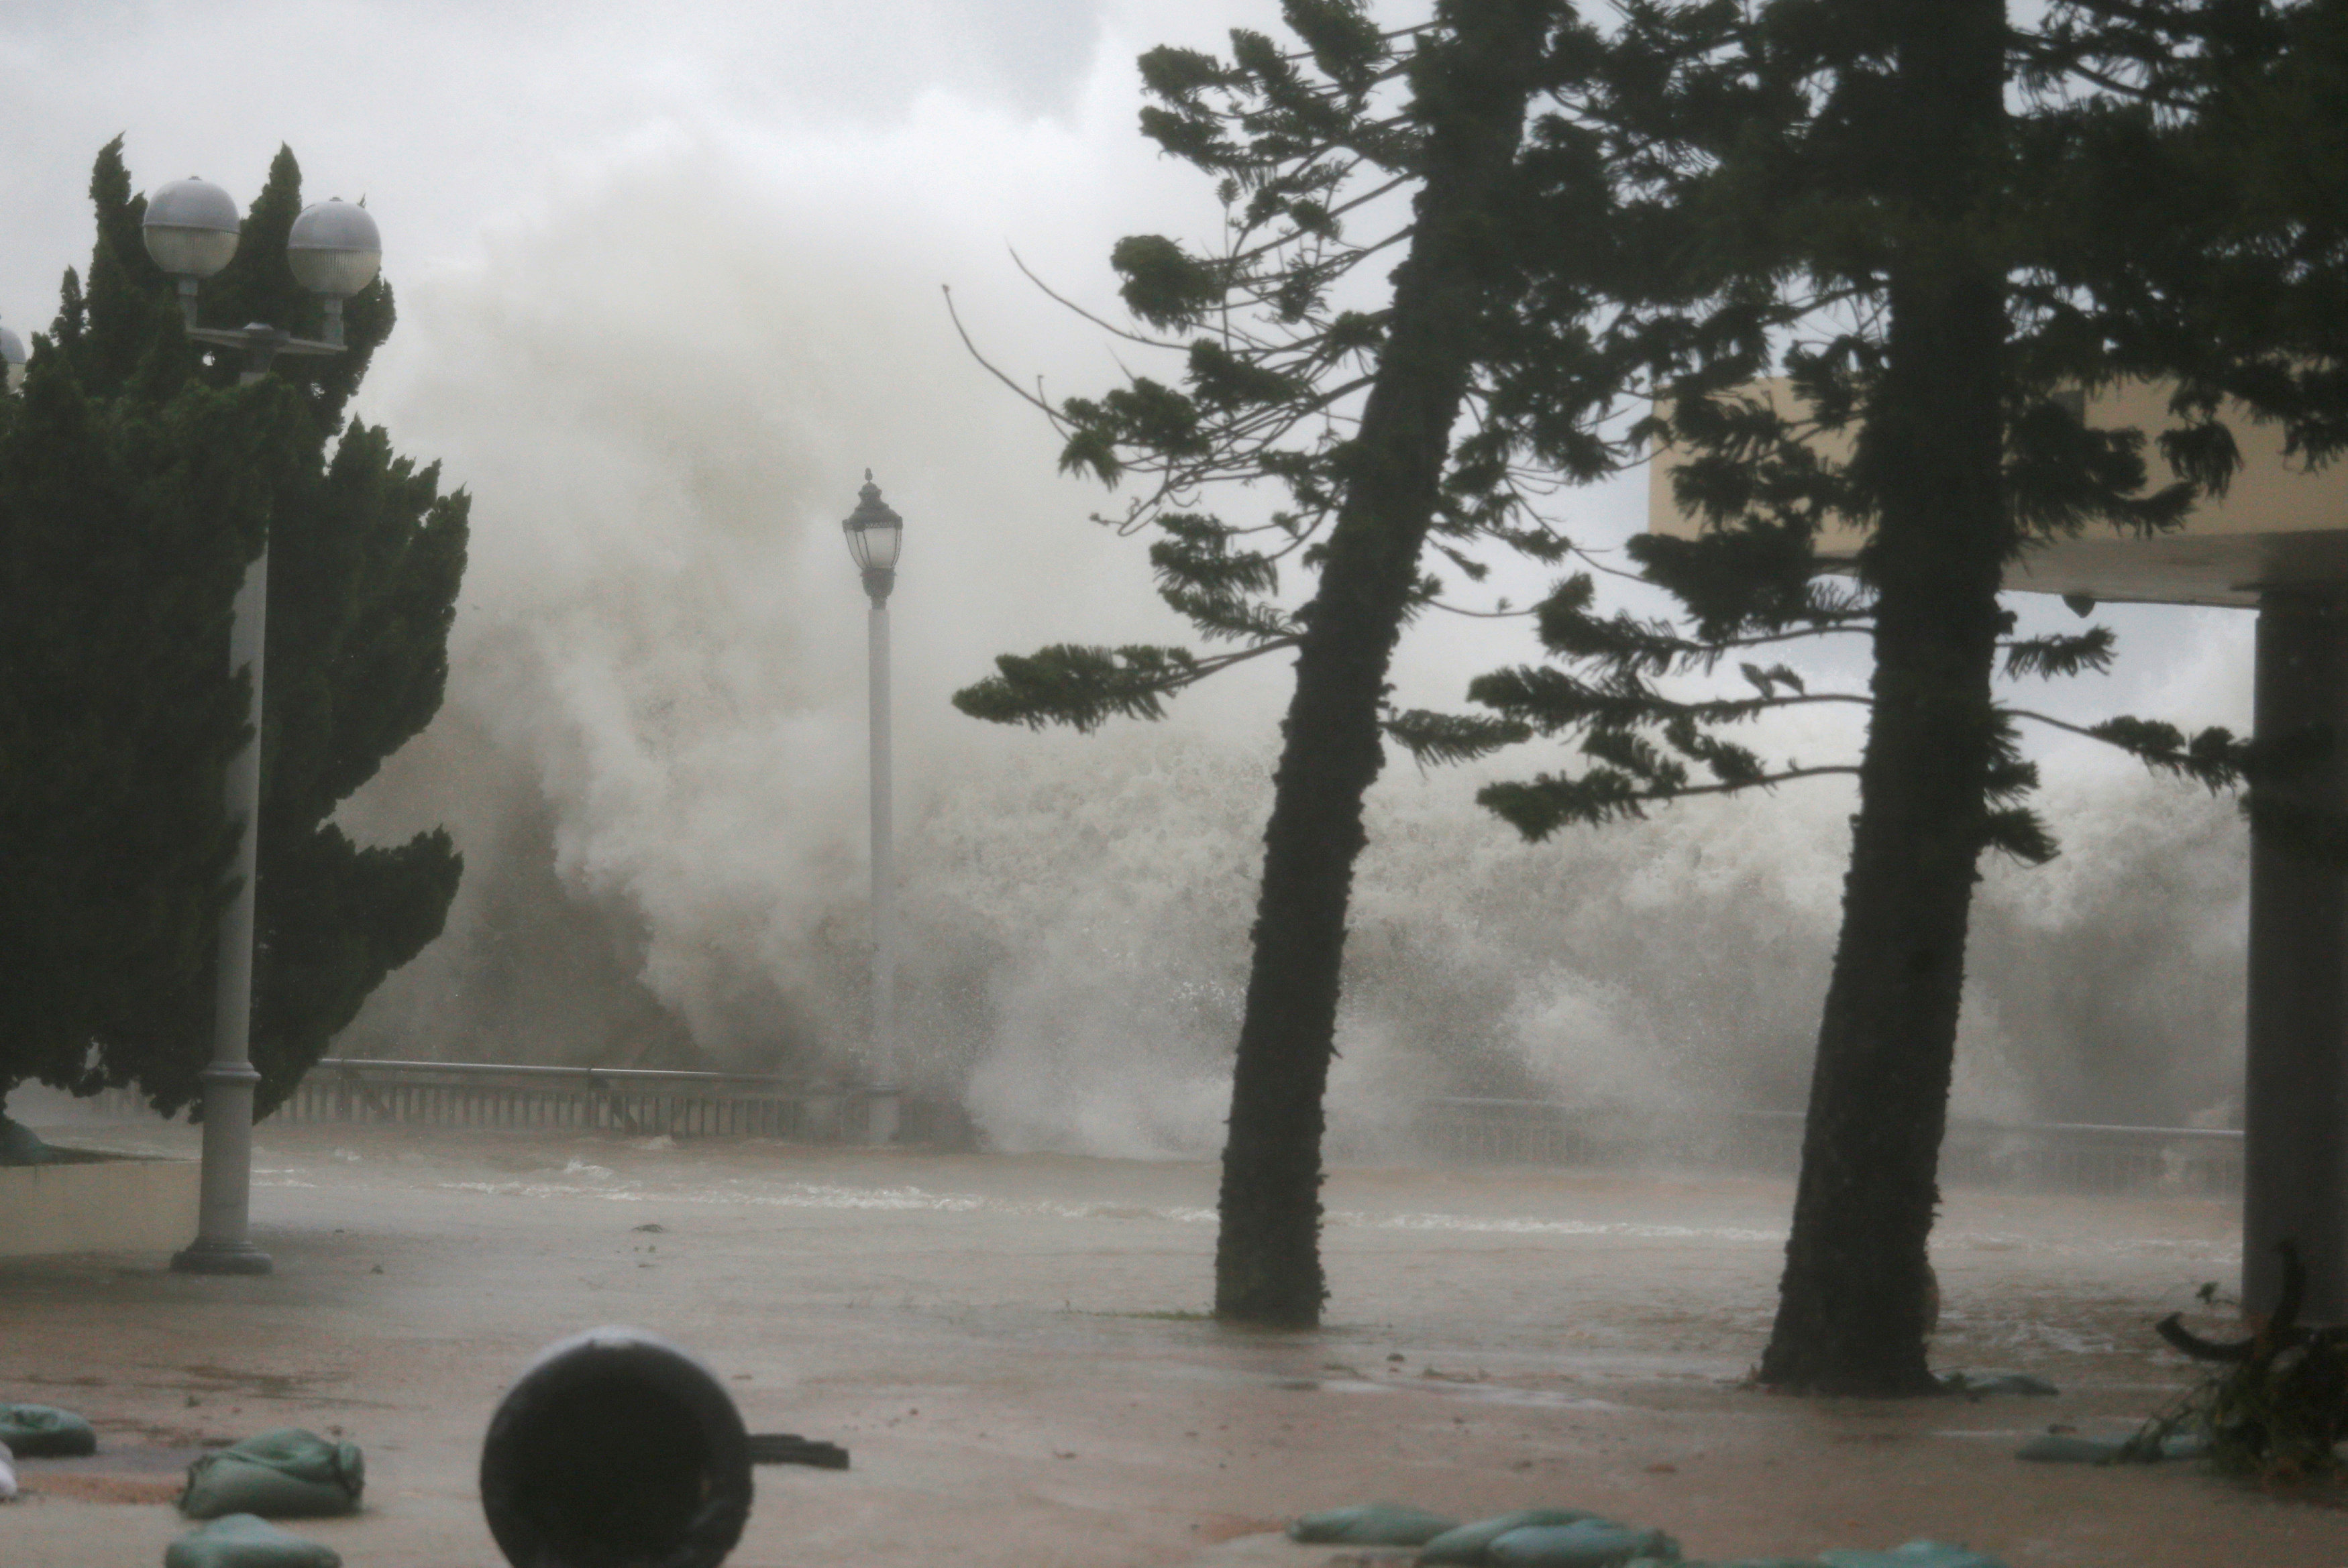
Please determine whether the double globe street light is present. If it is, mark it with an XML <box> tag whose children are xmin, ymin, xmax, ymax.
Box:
<box><xmin>142</xmin><ymin>175</ymin><xmax>382</xmax><ymax>1276</ymax></box>
<box><xmin>0</xmin><ymin>316</ymin><xmax>24</xmax><ymax>393</ymax></box>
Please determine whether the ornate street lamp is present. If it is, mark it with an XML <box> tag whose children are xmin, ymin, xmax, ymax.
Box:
<box><xmin>142</xmin><ymin>176</ymin><xmax>384</xmax><ymax>1276</ymax></box>
<box><xmin>843</xmin><ymin>472</ymin><xmax>903</xmax><ymax>1143</ymax></box>
<box><xmin>0</xmin><ymin>316</ymin><xmax>25</xmax><ymax>394</ymax></box>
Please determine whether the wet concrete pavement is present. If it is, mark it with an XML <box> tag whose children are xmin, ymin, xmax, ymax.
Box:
<box><xmin>0</xmin><ymin>1121</ymin><xmax>2338</xmax><ymax>1567</ymax></box>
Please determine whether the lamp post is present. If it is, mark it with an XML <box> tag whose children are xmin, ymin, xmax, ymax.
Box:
<box><xmin>842</xmin><ymin>472</ymin><xmax>903</xmax><ymax>1145</ymax></box>
<box><xmin>0</xmin><ymin>316</ymin><xmax>25</xmax><ymax>393</ymax></box>
<box><xmin>143</xmin><ymin>176</ymin><xmax>382</xmax><ymax>1276</ymax></box>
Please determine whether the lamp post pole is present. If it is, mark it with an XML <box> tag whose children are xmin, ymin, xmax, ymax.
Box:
<box><xmin>843</xmin><ymin>473</ymin><xmax>904</xmax><ymax>1145</ymax></box>
<box><xmin>142</xmin><ymin>177</ymin><xmax>382</xmax><ymax>1275</ymax></box>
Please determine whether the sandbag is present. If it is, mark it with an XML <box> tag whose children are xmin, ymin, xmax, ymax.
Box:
<box><xmin>164</xmin><ymin>1514</ymin><xmax>342</xmax><ymax>1568</ymax></box>
<box><xmin>181</xmin><ymin>1429</ymin><xmax>364</xmax><ymax>1520</ymax></box>
<box><xmin>1817</xmin><ymin>1545</ymin><xmax>2006</xmax><ymax>1568</ymax></box>
<box><xmin>0</xmin><ymin>1403</ymin><xmax>97</xmax><ymax>1457</ymax></box>
<box><xmin>1288</xmin><ymin>1502</ymin><xmax>1464</xmax><ymax>1547</ymax></box>
<box><xmin>1939</xmin><ymin>1371</ymin><xmax>2059</xmax><ymax>1398</ymax></box>
<box><xmin>1422</xmin><ymin>1509</ymin><xmax>1602</xmax><ymax>1564</ymax></box>
<box><xmin>2013</xmin><ymin>1431</ymin><xmax>2204</xmax><ymax>1465</ymax></box>
<box><xmin>1488</xmin><ymin>1519</ymin><xmax>1681</xmax><ymax>1567</ymax></box>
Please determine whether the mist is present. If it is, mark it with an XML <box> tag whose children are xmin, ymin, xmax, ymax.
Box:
<box><xmin>7</xmin><ymin>1</ymin><xmax>2256</xmax><ymax>1156</ymax></box>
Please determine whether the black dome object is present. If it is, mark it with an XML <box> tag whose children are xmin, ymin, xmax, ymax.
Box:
<box><xmin>480</xmin><ymin>1327</ymin><xmax>753</xmax><ymax>1568</ymax></box>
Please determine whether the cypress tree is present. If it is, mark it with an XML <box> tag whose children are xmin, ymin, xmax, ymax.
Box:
<box><xmin>0</xmin><ymin>140</ymin><xmax>465</xmax><ymax>1119</ymax></box>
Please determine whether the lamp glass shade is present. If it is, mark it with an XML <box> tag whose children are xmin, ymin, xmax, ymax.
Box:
<box><xmin>287</xmin><ymin>200</ymin><xmax>383</xmax><ymax>298</ymax></box>
<box><xmin>843</xmin><ymin>477</ymin><xmax>904</xmax><ymax>572</ymax></box>
<box><xmin>142</xmin><ymin>178</ymin><xmax>242</xmax><ymax>280</ymax></box>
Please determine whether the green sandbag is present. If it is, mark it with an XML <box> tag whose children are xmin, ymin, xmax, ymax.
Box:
<box><xmin>181</xmin><ymin>1429</ymin><xmax>364</xmax><ymax>1520</ymax></box>
<box><xmin>1627</xmin><ymin>1559</ymin><xmax>1820</xmax><ymax>1567</ymax></box>
<box><xmin>2013</xmin><ymin>1433</ymin><xmax>2122</xmax><ymax>1464</ymax></box>
<box><xmin>1489</xmin><ymin>1520</ymin><xmax>1680</xmax><ymax>1567</ymax></box>
<box><xmin>1289</xmin><ymin>1502</ymin><xmax>1464</xmax><ymax>1546</ymax></box>
<box><xmin>1939</xmin><ymin>1371</ymin><xmax>2060</xmax><ymax>1398</ymax></box>
<box><xmin>2013</xmin><ymin>1431</ymin><xmax>2204</xmax><ymax>1465</ymax></box>
<box><xmin>1817</xmin><ymin>1545</ymin><xmax>2006</xmax><ymax>1568</ymax></box>
<box><xmin>1423</xmin><ymin>1510</ymin><xmax>1602</xmax><ymax>1564</ymax></box>
<box><xmin>0</xmin><ymin>1403</ymin><xmax>97</xmax><ymax>1457</ymax></box>
<box><xmin>164</xmin><ymin>1514</ymin><xmax>341</xmax><ymax>1568</ymax></box>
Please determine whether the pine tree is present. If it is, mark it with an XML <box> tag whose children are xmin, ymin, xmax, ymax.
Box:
<box><xmin>0</xmin><ymin>140</ymin><xmax>465</xmax><ymax>1119</ymax></box>
<box><xmin>1395</xmin><ymin>0</ymin><xmax>2346</xmax><ymax>1391</ymax></box>
<box><xmin>951</xmin><ymin>0</ymin><xmax>1680</xmax><ymax>1325</ymax></box>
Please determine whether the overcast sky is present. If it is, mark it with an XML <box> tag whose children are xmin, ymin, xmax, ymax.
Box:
<box><xmin>7</xmin><ymin>0</ymin><xmax>1126</xmax><ymax>299</ymax></box>
<box><xmin>4</xmin><ymin>0</ymin><xmax>2253</xmax><ymax>730</ymax></box>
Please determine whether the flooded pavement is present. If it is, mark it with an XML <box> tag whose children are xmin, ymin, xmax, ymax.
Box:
<box><xmin>0</xmin><ymin>1121</ymin><xmax>2331</xmax><ymax>1568</ymax></box>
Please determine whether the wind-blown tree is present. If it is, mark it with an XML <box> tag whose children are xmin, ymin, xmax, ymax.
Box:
<box><xmin>0</xmin><ymin>140</ymin><xmax>466</xmax><ymax>1119</ymax></box>
<box><xmin>0</xmin><ymin>291</ymin><xmax>284</xmax><ymax>1127</ymax></box>
<box><xmin>950</xmin><ymin>0</ymin><xmax>1693</xmax><ymax>1325</ymax></box>
<box><xmin>1396</xmin><ymin>0</ymin><xmax>2347</xmax><ymax>1392</ymax></box>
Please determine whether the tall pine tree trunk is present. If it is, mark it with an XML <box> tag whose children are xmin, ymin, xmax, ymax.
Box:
<box><xmin>1213</xmin><ymin>0</ymin><xmax>1552</xmax><ymax>1327</ymax></box>
<box><xmin>1757</xmin><ymin>0</ymin><xmax>2011</xmax><ymax>1394</ymax></box>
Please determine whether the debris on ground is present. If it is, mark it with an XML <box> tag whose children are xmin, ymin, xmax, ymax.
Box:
<box><xmin>745</xmin><ymin>1432</ymin><xmax>849</xmax><ymax>1469</ymax></box>
<box><xmin>164</xmin><ymin>1512</ymin><xmax>343</xmax><ymax>1568</ymax></box>
<box><xmin>0</xmin><ymin>1402</ymin><xmax>99</xmax><ymax>1457</ymax></box>
<box><xmin>180</xmin><ymin>1429</ymin><xmax>365</xmax><ymax>1520</ymax></box>
<box><xmin>1288</xmin><ymin>1504</ymin><xmax>1463</xmax><ymax>1547</ymax></box>
<box><xmin>2097</xmin><ymin>1241</ymin><xmax>2348</xmax><ymax>1480</ymax></box>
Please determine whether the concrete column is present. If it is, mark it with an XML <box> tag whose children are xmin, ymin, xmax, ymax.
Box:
<box><xmin>2244</xmin><ymin>588</ymin><xmax>2348</xmax><ymax>1319</ymax></box>
<box><xmin>173</xmin><ymin>549</ymin><xmax>273</xmax><ymax>1276</ymax></box>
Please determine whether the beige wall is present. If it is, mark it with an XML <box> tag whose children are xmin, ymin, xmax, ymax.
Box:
<box><xmin>1646</xmin><ymin>379</ymin><xmax>2348</xmax><ymax>606</ymax></box>
<box><xmin>0</xmin><ymin>1156</ymin><xmax>199</xmax><ymax>1258</ymax></box>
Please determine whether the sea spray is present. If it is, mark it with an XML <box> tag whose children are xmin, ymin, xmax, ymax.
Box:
<box><xmin>320</xmin><ymin>88</ymin><xmax>2255</xmax><ymax>1158</ymax></box>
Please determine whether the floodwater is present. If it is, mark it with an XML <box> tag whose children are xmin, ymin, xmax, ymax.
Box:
<box><xmin>1</xmin><ymin>1119</ymin><xmax>2334</xmax><ymax>1568</ymax></box>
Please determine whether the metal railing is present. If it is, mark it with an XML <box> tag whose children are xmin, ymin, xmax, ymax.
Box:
<box><xmin>76</xmin><ymin>1062</ymin><xmax>2241</xmax><ymax>1190</ymax></box>
<box><xmin>271</xmin><ymin>1058</ymin><xmax>882</xmax><ymax>1142</ymax></box>
<box><xmin>1415</xmin><ymin>1097</ymin><xmax>2245</xmax><ymax>1194</ymax></box>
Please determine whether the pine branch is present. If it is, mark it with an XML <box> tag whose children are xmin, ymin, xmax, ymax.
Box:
<box><xmin>2000</xmin><ymin>625</ymin><xmax>2117</xmax><ymax>679</ymax></box>
<box><xmin>2007</xmin><ymin>706</ymin><xmax>2251</xmax><ymax>790</ymax></box>
<box><xmin>1982</xmin><ymin>806</ymin><xmax>2062</xmax><ymax>864</ymax></box>
<box><xmin>951</xmin><ymin>638</ymin><xmax>1300</xmax><ymax>733</ymax></box>
<box><xmin>1477</xmin><ymin>763</ymin><xmax>1862</xmax><ymax>840</ymax></box>
<box><xmin>941</xmin><ymin>284</ymin><xmax>1063</xmax><ymax>419</ymax></box>
<box><xmin>1385</xmin><ymin>709</ymin><xmax>1534</xmax><ymax>766</ymax></box>
<box><xmin>1468</xmin><ymin>663</ymin><xmax>1870</xmax><ymax>735</ymax></box>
